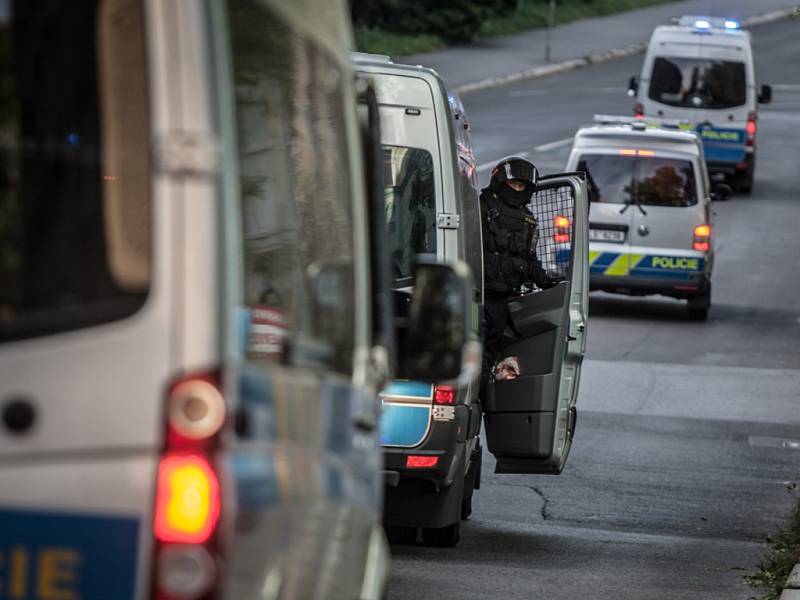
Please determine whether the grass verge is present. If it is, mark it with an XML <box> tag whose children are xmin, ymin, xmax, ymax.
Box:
<box><xmin>745</xmin><ymin>483</ymin><xmax>800</xmax><ymax>600</ymax></box>
<box><xmin>354</xmin><ymin>0</ymin><xmax>676</xmax><ymax>56</ymax></box>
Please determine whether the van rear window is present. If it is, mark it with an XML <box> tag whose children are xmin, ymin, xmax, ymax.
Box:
<box><xmin>648</xmin><ymin>56</ymin><xmax>746</xmax><ymax>109</ymax></box>
<box><xmin>0</xmin><ymin>1</ymin><xmax>150</xmax><ymax>342</ymax></box>
<box><xmin>578</xmin><ymin>154</ymin><xmax>697</xmax><ymax>207</ymax></box>
<box><xmin>383</xmin><ymin>145</ymin><xmax>436</xmax><ymax>280</ymax></box>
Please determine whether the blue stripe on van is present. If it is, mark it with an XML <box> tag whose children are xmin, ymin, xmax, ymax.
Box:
<box><xmin>380</xmin><ymin>404</ymin><xmax>430</xmax><ymax>447</ymax></box>
<box><xmin>381</xmin><ymin>381</ymin><xmax>432</xmax><ymax>399</ymax></box>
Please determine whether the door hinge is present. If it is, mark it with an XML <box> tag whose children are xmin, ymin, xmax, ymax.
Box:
<box><xmin>156</xmin><ymin>131</ymin><xmax>220</xmax><ymax>178</ymax></box>
<box><xmin>437</xmin><ymin>213</ymin><xmax>460</xmax><ymax>229</ymax></box>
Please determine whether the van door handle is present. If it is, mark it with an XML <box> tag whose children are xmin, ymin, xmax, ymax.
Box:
<box><xmin>353</xmin><ymin>413</ymin><xmax>377</xmax><ymax>433</ymax></box>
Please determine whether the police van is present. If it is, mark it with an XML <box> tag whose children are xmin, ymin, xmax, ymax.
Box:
<box><xmin>628</xmin><ymin>16</ymin><xmax>772</xmax><ymax>193</ymax></box>
<box><xmin>567</xmin><ymin>116</ymin><xmax>724</xmax><ymax>320</ymax></box>
<box><xmin>356</xmin><ymin>54</ymin><xmax>591</xmax><ymax>546</ymax></box>
<box><xmin>0</xmin><ymin>2</ymin><xmax>476</xmax><ymax>599</ymax></box>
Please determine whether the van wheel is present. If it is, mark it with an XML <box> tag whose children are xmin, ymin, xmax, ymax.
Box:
<box><xmin>384</xmin><ymin>525</ymin><xmax>417</xmax><ymax>545</ymax></box>
<box><xmin>687</xmin><ymin>284</ymin><xmax>711</xmax><ymax>321</ymax></box>
<box><xmin>422</xmin><ymin>521</ymin><xmax>460</xmax><ymax>547</ymax></box>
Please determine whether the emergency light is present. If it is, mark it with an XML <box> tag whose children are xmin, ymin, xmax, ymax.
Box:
<box><xmin>694</xmin><ymin>19</ymin><xmax>711</xmax><ymax>30</ymax></box>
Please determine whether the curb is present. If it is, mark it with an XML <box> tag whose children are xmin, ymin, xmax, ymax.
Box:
<box><xmin>454</xmin><ymin>6</ymin><xmax>798</xmax><ymax>95</ymax></box>
<box><xmin>781</xmin><ymin>563</ymin><xmax>800</xmax><ymax>599</ymax></box>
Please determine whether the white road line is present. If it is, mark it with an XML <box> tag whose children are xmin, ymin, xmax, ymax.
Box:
<box><xmin>476</xmin><ymin>138</ymin><xmax>573</xmax><ymax>172</ymax></box>
<box><xmin>533</xmin><ymin>136</ymin><xmax>574</xmax><ymax>153</ymax></box>
<box><xmin>476</xmin><ymin>151</ymin><xmax>530</xmax><ymax>172</ymax></box>
<box><xmin>772</xmin><ymin>84</ymin><xmax>800</xmax><ymax>92</ymax></box>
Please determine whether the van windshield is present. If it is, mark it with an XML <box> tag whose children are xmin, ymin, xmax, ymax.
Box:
<box><xmin>648</xmin><ymin>56</ymin><xmax>746</xmax><ymax>109</ymax></box>
<box><xmin>0</xmin><ymin>1</ymin><xmax>151</xmax><ymax>342</ymax></box>
<box><xmin>578</xmin><ymin>154</ymin><xmax>698</xmax><ymax>207</ymax></box>
<box><xmin>383</xmin><ymin>145</ymin><xmax>436</xmax><ymax>280</ymax></box>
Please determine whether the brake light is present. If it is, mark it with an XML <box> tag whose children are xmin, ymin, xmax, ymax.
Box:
<box><xmin>620</xmin><ymin>149</ymin><xmax>656</xmax><ymax>157</ymax></box>
<box><xmin>746</xmin><ymin>112</ymin><xmax>757</xmax><ymax>146</ymax></box>
<box><xmin>406</xmin><ymin>455</ymin><xmax>439</xmax><ymax>468</ymax></box>
<box><xmin>153</xmin><ymin>372</ymin><xmax>225</xmax><ymax>600</ymax></box>
<box><xmin>634</xmin><ymin>102</ymin><xmax>644</xmax><ymax>119</ymax></box>
<box><xmin>433</xmin><ymin>384</ymin><xmax>456</xmax><ymax>405</ymax></box>
<box><xmin>553</xmin><ymin>215</ymin><xmax>572</xmax><ymax>244</ymax></box>
<box><xmin>154</xmin><ymin>455</ymin><xmax>220</xmax><ymax>544</ymax></box>
<box><xmin>693</xmin><ymin>224</ymin><xmax>711</xmax><ymax>252</ymax></box>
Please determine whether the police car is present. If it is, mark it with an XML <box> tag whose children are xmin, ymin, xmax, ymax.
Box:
<box><xmin>628</xmin><ymin>16</ymin><xmax>772</xmax><ymax>193</ymax></box>
<box><xmin>566</xmin><ymin>116</ymin><xmax>725</xmax><ymax>320</ymax></box>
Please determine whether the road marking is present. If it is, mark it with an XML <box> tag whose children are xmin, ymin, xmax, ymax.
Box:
<box><xmin>476</xmin><ymin>151</ymin><xmax>530</xmax><ymax>173</ymax></box>
<box><xmin>748</xmin><ymin>436</ymin><xmax>800</xmax><ymax>450</ymax></box>
<box><xmin>533</xmin><ymin>137</ymin><xmax>573</xmax><ymax>153</ymax></box>
<box><xmin>476</xmin><ymin>137</ymin><xmax>573</xmax><ymax>173</ymax></box>
<box><xmin>772</xmin><ymin>84</ymin><xmax>800</xmax><ymax>92</ymax></box>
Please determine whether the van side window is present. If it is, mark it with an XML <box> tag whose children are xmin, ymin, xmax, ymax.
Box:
<box><xmin>0</xmin><ymin>0</ymin><xmax>150</xmax><ymax>343</ymax></box>
<box><xmin>228</xmin><ymin>0</ymin><xmax>356</xmax><ymax>374</ymax></box>
<box><xmin>382</xmin><ymin>145</ymin><xmax>436</xmax><ymax>281</ymax></box>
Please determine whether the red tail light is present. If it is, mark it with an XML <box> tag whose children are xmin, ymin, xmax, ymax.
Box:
<box><xmin>553</xmin><ymin>215</ymin><xmax>572</xmax><ymax>244</ymax></box>
<box><xmin>634</xmin><ymin>102</ymin><xmax>644</xmax><ymax>119</ymax></box>
<box><xmin>433</xmin><ymin>384</ymin><xmax>456</xmax><ymax>405</ymax></box>
<box><xmin>153</xmin><ymin>372</ymin><xmax>225</xmax><ymax>600</ymax></box>
<box><xmin>154</xmin><ymin>455</ymin><xmax>221</xmax><ymax>544</ymax></box>
<box><xmin>693</xmin><ymin>224</ymin><xmax>711</xmax><ymax>252</ymax></box>
<box><xmin>746</xmin><ymin>111</ymin><xmax>757</xmax><ymax>146</ymax></box>
<box><xmin>406</xmin><ymin>455</ymin><xmax>439</xmax><ymax>468</ymax></box>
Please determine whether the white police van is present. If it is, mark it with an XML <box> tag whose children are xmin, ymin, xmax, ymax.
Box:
<box><xmin>355</xmin><ymin>54</ymin><xmax>591</xmax><ymax>546</ymax></box>
<box><xmin>0</xmin><ymin>2</ymin><xmax>475</xmax><ymax>599</ymax></box>
<box><xmin>567</xmin><ymin>116</ymin><xmax>725</xmax><ymax>320</ymax></box>
<box><xmin>628</xmin><ymin>16</ymin><xmax>772</xmax><ymax>193</ymax></box>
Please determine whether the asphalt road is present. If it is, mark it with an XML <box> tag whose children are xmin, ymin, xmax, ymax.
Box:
<box><xmin>388</xmin><ymin>18</ymin><xmax>800</xmax><ymax>600</ymax></box>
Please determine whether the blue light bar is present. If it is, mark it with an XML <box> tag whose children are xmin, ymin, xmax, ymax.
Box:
<box><xmin>724</xmin><ymin>19</ymin><xmax>740</xmax><ymax>30</ymax></box>
<box><xmin>694</xmin><ymin>19</ymin><xmax>711</xmax><ymax>29</ymax></box>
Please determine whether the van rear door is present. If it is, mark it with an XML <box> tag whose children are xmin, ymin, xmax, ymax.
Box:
<box><xmin>0</xmin><ymin>3</ymin><xmax>169</xmax><ymax>599</ymax></box>
<box><xmin>482</xmin><ymin>174</ymin><xmax>589</xmax><ymax>474</ymax></box>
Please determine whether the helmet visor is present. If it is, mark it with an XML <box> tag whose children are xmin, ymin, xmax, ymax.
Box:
<box><xmin>496</xmin><ymin>158</ymin><xmax>538</xmax><ymax>185</ymax></box>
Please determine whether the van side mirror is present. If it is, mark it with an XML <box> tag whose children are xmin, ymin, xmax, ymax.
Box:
<box><xmin>758</xmin><ymin>84</ymin><xmax>772</xmax><ymax>104</ymax></box>
<box><xmin>711</xmin><ymin>183</ymin><xmax>733</xmax><ymax>201</ymax></box>
<box><xmin>627</xmin><ymin>76</ymin><xmax>639</xmax><ymax>97</ymax></box>
<box><xmin>397</xmin><ymin>260</ymin><xmax>481</xmax><ymax>383</ymax></box>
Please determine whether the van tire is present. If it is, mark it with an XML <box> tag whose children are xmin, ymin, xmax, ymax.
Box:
<box><xmin>384</xmin><ymin>525</ymin><xmax>417</xmax><ymax>545</ymax></box>
<box><xmin>688</xmin><ymin>284</ymin><xmax>711</xmax><ymax>321</ymax></box>
<box><xmin>422</xmin><ymin>521</ymin><xmax>460</xmax><ymax>547</ymax></box>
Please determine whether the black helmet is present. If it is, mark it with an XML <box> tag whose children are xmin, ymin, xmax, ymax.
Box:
<box><xmin>491</xmin><ymin>156</ymin><xmax>538</xmax><ymax>187</ymax></box>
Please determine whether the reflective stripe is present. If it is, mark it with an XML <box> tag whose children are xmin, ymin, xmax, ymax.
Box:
<box><xmin>590</xmin><ymin>251</ymin><xmax>704</xmax><ymax>278</ymax></box>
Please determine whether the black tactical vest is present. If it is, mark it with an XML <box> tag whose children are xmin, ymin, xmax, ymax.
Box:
<box><xmin>480</xmin><ymin>189</ymin><xmax>539</xmax><ymax>292</ymax></box>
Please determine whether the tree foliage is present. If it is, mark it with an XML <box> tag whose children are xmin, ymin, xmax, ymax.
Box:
<box><xmin>350</xmin><ymin>0</ymin><xmax>517</xmax><ymax>43</ymax></box>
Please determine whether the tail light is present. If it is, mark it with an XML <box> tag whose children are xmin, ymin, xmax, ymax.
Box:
<box><xmin>406</xmin><ymin>455</ymin><xmax>439</xmax><ymax>468</ymax></box>
<box><xmin>746</xmin><ymin>111</ymin><xmax>757</xmax><ymax>147</ymax></box>
<box><xmin>553</xmin><ymin>215</ymin><xmax>572</xmax><ymax>244</ymax></box>
<box><xmin>433</xmin><ymin>384</ymin><xmax>456</xmax><ymax>405</ymax></box>
<box><xmin>634</xmin><ymin>102</ymin><xmax>644</xmax><ymax>119</ymax></box>
<box><xmin>693</xmin><ymin>224</ymin><xmax>711</xmax><ymax>252</ymax></box>
<box><xmin>153</xmin><ymin>372</ymin><xmax>225</xmax><ymax>600</ymax></box>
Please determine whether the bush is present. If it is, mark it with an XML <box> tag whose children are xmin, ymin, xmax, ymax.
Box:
<box><xmin>351</xmin><ymin>0</ymin><xmax>493</xmax><ymax>42</ymax></box>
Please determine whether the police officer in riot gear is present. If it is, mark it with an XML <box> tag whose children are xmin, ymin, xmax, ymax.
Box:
<box><xmin>480</xmin><ymin>157</ymin><xmax>551</xmax><ymax>382</ymax></box>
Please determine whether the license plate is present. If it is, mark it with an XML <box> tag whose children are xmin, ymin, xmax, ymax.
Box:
<box><xmin>589</xmin><ymin>228</ymin><xmax>625</xmax><ymax>243</ymax></box>
<box><xmin>0</xmin><ymin>508</ymin><xmax>139</xmax><ymax>600</ymax></box>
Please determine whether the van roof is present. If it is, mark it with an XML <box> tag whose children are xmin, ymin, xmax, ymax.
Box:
<box><xmin>351</xmin><ymin>52</ymin><xmax>443</xmax><ymax>79</ymax></box>
<box><xmin>650</xmin><ymin>21</ymin><xmax>751</xmax><ymax>49</ymax></box>
<box><xmin>573</xmin><ymin>122</ymin><xmax>701</xmax><ymax>157</ymax></box>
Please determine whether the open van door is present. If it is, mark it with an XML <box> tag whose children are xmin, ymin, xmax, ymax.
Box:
<box><xmin>483</xmin><ymin>173</ymin><xmax>589</xmax><ymax>474</ymax></box>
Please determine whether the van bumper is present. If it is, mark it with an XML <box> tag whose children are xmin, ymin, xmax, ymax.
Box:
<box><xmin>381</xmin><ymin>404</ymin><xmax>470</xmax><ymax>528</ymax></box>
<box><xmin>591</xmin><ymin>272</ymin><xmax>709</xmax><ymax>298</ymax></box>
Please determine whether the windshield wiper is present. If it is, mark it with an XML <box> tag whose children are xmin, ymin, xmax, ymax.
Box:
<box><xmin>619</xmin><ymin>199</ymin><xmax>648</xmax><ymax>216</ymax></box>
